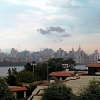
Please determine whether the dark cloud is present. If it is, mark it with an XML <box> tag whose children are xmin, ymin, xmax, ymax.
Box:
<box><xmin>37</xmin><ymin>26</ymin><xmax>70</xmax><ymax>42</ymax></box>
<box><xmin>37</xmin><ymin>26</ymin><xmax>65</xmax><ymax>35</ymax></box>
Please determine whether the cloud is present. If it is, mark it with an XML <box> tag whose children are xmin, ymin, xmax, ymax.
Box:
<box><xmin>37</xmin><ymin>27</ymin><xmax>65</xmax><ymax>35</ymax></box>
<box><xmin>37</xmin><ymin>26</ymin><xmax>70</xmax><ymax>42</ymax></box>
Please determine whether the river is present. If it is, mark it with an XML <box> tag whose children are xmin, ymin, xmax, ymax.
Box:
<box><xmin>0</xmin><ymin>65</ymin><xmax>87</xmax><ymax>77</ymax></box>
<box><xmin>0</xmin><ymin>66</ymin><xmax>24</xmax><ymax>77</ymax></box>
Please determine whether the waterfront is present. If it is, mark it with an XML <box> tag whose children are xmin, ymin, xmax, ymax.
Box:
<box><xmin>0</xmin><ymin>65</ymin><xmax>87</xmax><ymax>77</ymax></box>
<box><xmin>0</xmin><ymin>66</ymin><xmax>24</xmax><ymax>76</ymax></box>
<box><xmin>75</xmin><ymin>65</ymin><xmax>87</xmax><ymax>70</ymax></box>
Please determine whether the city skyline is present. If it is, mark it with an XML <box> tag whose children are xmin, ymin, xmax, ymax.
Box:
<box><xmin>0</xmin><ymin>0</ymin><xmax>100</xmax><ymax>53</ymax></box>
<box><xmin>0</xmin><ymin>46</ymin><xmax>99</xmax><ymax>64</ymax></box>
<box><xmin>1</xmin><ymin>46</ymin><xmax>100</xmax><ymax>55</ymax></box>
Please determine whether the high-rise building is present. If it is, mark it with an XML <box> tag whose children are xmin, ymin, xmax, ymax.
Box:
<box><xmin>11</xmin><ymin>48</ymin><xmax>17</xmax><ymax>58</ymax></box>
<box><xmin>69</xmin><ymin>48</ymin><xmax>75</xmax><ymax>60</ymax></box>
<box><xmin>0</xmin><ymin>49</ymin><xmax>3</xmax><ymax>62</ymax></box>
<box><xmin>75</xmin><ymin>46</ymin><xmax>84</xmax><ymax>63</ymax></box>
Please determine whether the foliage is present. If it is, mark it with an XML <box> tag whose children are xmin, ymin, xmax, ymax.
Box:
<box><xmin>0</xmin><ymin>77</ymin><xmax>14</xmax><ymax>100</ymax></box>
<box><xmin>41</xmin><ymin>83</ymin><xmax>74</xmax><ymax>100</ymax></box>
<box><xmin>24</xmin><ymin>62</ymin><xmax>33</xmax><ymax>72</ymax></box>
<box><xmin>77</xmin><ymin>78</ymin><xmax>100</xmax><ymax>100</ymax></box>
<box><xmin>35</xmin><ymin>63</ymin><xmax>47</xmax><ymax>80</ymax></box>
<box><xmin>6</xmin><ymin>58</ymin><xmax>76</xmax><ymax>85</ymax></box>
<box><xmin>6</xmin><ymin>67</ymin><xmax>18</xmax><ymax>86</ymax></box>
<box><xmin>23</xmin><ymin>58</ymin><xmax>76</xmax><ymax>81</ymax></box>
<box><xmin>48</xmin><ymin>58</ymin><xmax>76</xmax><ymax>73</ymax></box>
<box><xmin>6</xmin><ymin>68</ymin><xmax>34</xmax><ymax>85</ymax></box>
<box><xmin>48</xmin><ymin>58</ymin><xmax>63</xmax><ymax>72</ymax></box>
<box><xmin>16</xmin><ymin>70</ymin><xmax>34</xmax><ymax>83</ymax></box>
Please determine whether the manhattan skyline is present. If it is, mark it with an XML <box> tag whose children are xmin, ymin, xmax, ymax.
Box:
<box><xmin>1</xmin><ymin>46</ymin><xmax>100</xmax><ymax>55</ymax></box>
<box><xmin>0</xmin><ymin>0</ymin><xmax>100</xmax><ymax>53</ymax></box>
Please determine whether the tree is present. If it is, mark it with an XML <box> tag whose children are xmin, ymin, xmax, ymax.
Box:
<box><xmin>34</xmin><ymin>63</ymin><xmax>47</xmax><ymax>80</ymax></box>
<box><xmin>77</xmin><ymin>78</ymin><xmax>100</xmax><ymax>100</ymax></box>
<box><xmin>0</xmin><ymin>77</ymin><xmax>14</xmax><ymax>100</ymax></box>
<box><xmin>16</xmin><ymin>70</ymin><xmax>34</xmax><ymax>83</ymax></box>
<box><xmin>6</xmin><ymin>68</ymin><xmax>18</xmax><ymax>86</ymax></box>
<box><xmin>24</xmin><ymin>62</ymin><xmax>33</xmax><ymax>72</ymax></box>
<box><xmin>41</xmin><ymin>83</ymin><xmax>74</xmax><ymax>100</ymax></box>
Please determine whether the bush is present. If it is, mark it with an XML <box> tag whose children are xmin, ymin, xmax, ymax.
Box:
<box><xmin>16</xmin><ymin>70</ymin><xmax>34</xmax><ymax>83</ymax></box>
<box><xmin>77</xmin><ymin>78</ymin><xmax>100</xmax><ymax>100</ymax></box>
<box><xmin>41</xmin><ymin>83</ymin><xmax>74</xmax><ymax>100</ymax></box>
<box><xmin>0</xmin><ymin>77</ymin><xmax>14</xmax><ymax>100</ymax></box>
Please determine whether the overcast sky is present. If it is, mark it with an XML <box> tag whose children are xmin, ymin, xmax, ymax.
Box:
<box><xmin>0</xmin><ymin>0</ymin><xmax>100</xmax><ymax>53</ymax></box>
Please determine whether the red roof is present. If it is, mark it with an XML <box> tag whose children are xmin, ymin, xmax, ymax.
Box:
<box><xmin>49</xmin><ymin>71</ymin><xmax>72</xmax><ymax>77</ymax></box>
<box><xmin>86</xmin><ymin>63</ymin><xmax>100</xmax><ymax>67</ymax></box>
<box><xmin>49</xmin><ymin>71</ymin><xmax>88</xmax><ymax>77</ymax></box>
<box><xmin>9</xmin><ymin>86</ymin><xmax>27</xmax><ymax>92</ymax></box>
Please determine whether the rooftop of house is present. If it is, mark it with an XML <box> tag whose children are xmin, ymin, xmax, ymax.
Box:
<box><xmin>9</xmin><ymin>86</ymin><xmax>27</xmax><ymax>92</ymax></box>
<box><xmin>49</xmin><ymin>71</ymin><xmax>88</xmax><ymax>77</ymax></box>
<box><xmin>49</xmin><ymin>71</ymin><xmax>72</xmax><ymax>77</ymax></box>
<box><xmin>86</xmin><ymin>63</ymin><xmax>100</xmax><ymax>67</ymax></box>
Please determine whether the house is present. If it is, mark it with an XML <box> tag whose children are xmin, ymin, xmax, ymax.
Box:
<box><xmin>9</xmin><ymin>86</ymin><xmax>27</xmax><ymax>99</ymax></box>
<box><xmin>49</xmin><ymin>71</ymin><xmax>88</xmax><ymax>82</ymax></box>
<box><xmin>49</xmin><ymin>71</ymin><xmax>72</xmax><ymax>81</ymax></box>
<box><xmin>86</xmin><ymin>63</ymin><xmax>100</xmax><ymax>75</ymax></box>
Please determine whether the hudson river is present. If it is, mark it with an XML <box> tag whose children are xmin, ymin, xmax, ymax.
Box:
<box><xmin>0</xmin><ymin>65</ymin><xmax>87</xmax><ymax>77</ymax></box>
<box><xmin>0</xmin><ymin>66</ymin><xmax>24</xmax><ymax>76</ymax></box>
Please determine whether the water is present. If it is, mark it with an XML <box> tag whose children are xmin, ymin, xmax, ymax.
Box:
<box><xmin>75</xmin><ymin>65</ymin><xmax>88</xmax><ymax>70</ymax></box>
<box><xmin>0</xmin><ymin>65</ymin><xmax>87</xmax><ymax>77</ymax></box>
<box><xmin>0</xmin><ymin>66</ymin><xmax>24</xmax><ymax>77</ymax></box>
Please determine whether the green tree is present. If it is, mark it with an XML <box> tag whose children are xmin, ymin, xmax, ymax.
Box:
<box><xmin>35</xmin><ymin>63</ymin><xmax>47</xmax><ymax>80</ymax></box>
<box><xmin>23</xmin><ymin>58</ymin><xmax>76</xmax><ymax>81</ymax></box>
<box><xmin>0</xmin><ymin>77</ymin><xmax>14</xmax><ymax>100</ymax></box>
<box><xmin>41</xmin><ymin>83</ymin><xmax>74</xmax><ymax>100</ymax></box>
<box><xmin>77</xmin><ymin>78</ymin><xmax>100</xmax><ymax>100</ymax></box>
<box><xmin>16</xmin><ymin>70</ymin><xmax>34</xmax><ymax>83</ymax></box>
<box><xmin>48</xmin><ymin>58</ymin><xmax>63</xmax><ymax>72</ymax></box>
<box><xmin>24</xmin><ymin>62</ymin><xmax>33</xmax><ymax>72</ymax></box>
<box><xmin>6</xmin><ymin>68</ymin><xmax>18</xmax><ymax>86</ymax></box>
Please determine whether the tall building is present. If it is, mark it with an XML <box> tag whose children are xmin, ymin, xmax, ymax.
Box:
<box><xmin>69</xmin><ymin>48</ymin><xmax>75</xmax><ymax>60</ymax></box>
<box><xmin>56</xmin><ymin>48</ymin><xmax>65</xmax><ymax>58</ymax></box>
<box><xmin>93</xmin><ymin>50</ymin><xmax>99</xmax><ymax>62</ymax></box>
<box><xmin>75</xmin><ymin>46</ymin><xmax>85</xmax><ymax>63</ymax></box>
<box><xmin>0</xmin><ymin>49</ymin><xmax>3</xmax><ymax>62</ymax></box>
<box><xmin>11</xmin><ymin>48</ymin><xmax>17</xmax><ymax>58</ymax></box>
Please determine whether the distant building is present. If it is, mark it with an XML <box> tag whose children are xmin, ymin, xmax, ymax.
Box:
<box><xmin>11</xmin><ymin>48</ymin><xmax>17</xmax><ymax>58</ymax></box>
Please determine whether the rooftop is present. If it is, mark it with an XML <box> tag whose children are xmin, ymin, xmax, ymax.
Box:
<box><xmin>86</xmin><ymin>63</ymin><xmax>100</xmax><ymax>67</ymax></box>
<box><xmin>49</xmin><ymin>71</ymin><xmax>72</xmax><ymax>77</ymax></box>
<box><xmin>49</xmin><ymin>71</ymin><xmax>88</xmax><ymax>77</ymax></box>
<box><xmin>9</xmin><ymin>86</ymin><xmax>27</xmax><ymax>92</ymax></box>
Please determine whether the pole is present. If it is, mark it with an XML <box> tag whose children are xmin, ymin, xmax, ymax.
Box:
<box><xmin>33</xmin><ymin>65</ymin><xmax>34</xmax><ymax>75</ymax></box>
<box><xmin>47</xmin><ymin>63</ymin><xmax>48</xmax><ymax>80</ymax></box>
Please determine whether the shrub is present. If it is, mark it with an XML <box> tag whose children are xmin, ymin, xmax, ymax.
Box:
<box><xmin>41</xmin><ymin>83</ymin><xmax>74</xmax><ymax>100</ymax></box>
<box><xmin>77</xmin><ymin>78</ymin><xmax>100</xmax><ymax>100</ymax></box>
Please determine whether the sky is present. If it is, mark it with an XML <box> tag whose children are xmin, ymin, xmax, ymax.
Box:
<box><xmin>0</xmin><ymin>0</ymin><xmax>100</xmax><ymax>53</ymax></box>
